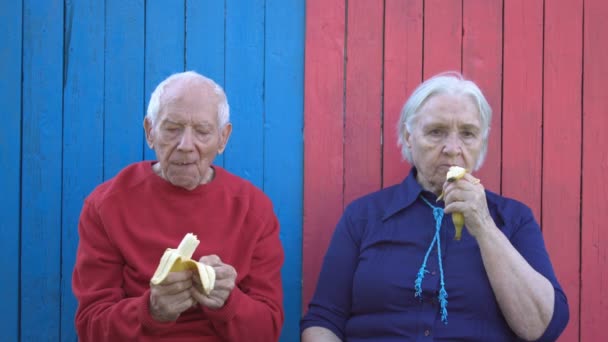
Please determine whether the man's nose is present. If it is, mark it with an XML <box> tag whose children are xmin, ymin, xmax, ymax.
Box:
<box><xmin>442</xmin><ymin>133</ymin><xmax>462</xmax><ymax>155</ymax></box>
<box><xmin>177</xmin><ymin>127</ymin><xmax>195</xmax><ymax>151</ymax></box>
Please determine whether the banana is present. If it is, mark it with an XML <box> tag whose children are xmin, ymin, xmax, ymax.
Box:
<box><xmin>150</xmin><ymin>233</ymin><xmax>216</xmax><ymax>295</ymax></box>
<box><xmin>437</xmin><ymin>166</ymin><xmax>480</xmax><ymax>241</ymax></box>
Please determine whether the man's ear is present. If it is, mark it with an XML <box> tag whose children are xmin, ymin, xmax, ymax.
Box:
<box><xmin>218</xmin><ymin>123</ymin><xmax>233</xmax><ymax>154</ymax></box>
<box><xmin>143</xmin><ymin>117</ymin><xmax>155</xmax><ymax>149</ymax></box>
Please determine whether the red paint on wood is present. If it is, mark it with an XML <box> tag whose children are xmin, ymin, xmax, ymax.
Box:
<box><xmin>542</xmin><ymin>1</ymin><xmax>583</xmax><ymax>341</ymax></box>
<box><xmin>382</xmin><ymin>0</ymin><xmax>421</xmax><ymax>187</ymax></box>
<box><xmin>302</xmin><ymin>0</ymin><xmax>345</xmax><ymax>311</ymax></box>
<box><xmin>343</xmin><ymin>0</ymin><xmax>383</xmax><ymax>206</ymax></box>
<box><xmin>423</xmin><ymin>0</ymin><xmax>463</xmax><ymax>78</ymax></box>
<box><xmin>462</xmin><ymin>0</ymin><xmax>502</xmax><ymax>193</ymax></box>
<box><xmin>582</xmin><ymin>0</ymin><xmax>608</xmax><ymax>340</ymax></box>
<box><xmin>502</xmin><ymin>0</ymin><xmax>543</xmax><ymax>220</ymax></box>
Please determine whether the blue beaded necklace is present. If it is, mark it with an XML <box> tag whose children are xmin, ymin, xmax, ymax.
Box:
<box><xmin>415</xmin><ymin>195</ymin><xmax>449</xmax><ymax>324</ymax></box>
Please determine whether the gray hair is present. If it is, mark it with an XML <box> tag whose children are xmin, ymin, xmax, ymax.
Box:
<box><xmin>146</xmin><ymin>71</ymin><xmax>230</xmax><ymax>129</ymax></box>
<box><xmin>396</xmin><ymin>71</ymin><xmax>492</xmax><ymax>171</ymax></box>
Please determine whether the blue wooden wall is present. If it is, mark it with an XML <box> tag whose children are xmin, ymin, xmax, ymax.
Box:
<box><xmin>0</xmin><ymin>0</ymin><xmax>304</xmax><ymax>341</ymax></box>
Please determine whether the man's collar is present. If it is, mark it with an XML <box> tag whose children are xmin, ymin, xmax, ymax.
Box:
<box><xmin>382</xmin><ymin>167</ymin><xmax>426</xmax><ymax>221</ymax></box>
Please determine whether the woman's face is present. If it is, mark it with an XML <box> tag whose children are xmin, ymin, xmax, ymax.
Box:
<box><xmin>404</xmin><ymin>93</ymin><xmax>483</xmax><ymax>194</ymax></box>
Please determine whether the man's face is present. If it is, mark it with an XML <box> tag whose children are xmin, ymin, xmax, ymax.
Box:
<box><xmin>404</xmin><ymin>93</ymin><xmax>483</xmax><ymax>194</ymax></box>
<box><xmin>145</xmin><ymin>81</ymin><xmax>231</xmax><ymax>190</ymax></box>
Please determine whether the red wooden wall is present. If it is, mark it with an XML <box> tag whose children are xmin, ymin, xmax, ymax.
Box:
<box><xmin>303</xmin><ymin>1</ymin><xmax>608</xmax><ymax>341</ymax></box>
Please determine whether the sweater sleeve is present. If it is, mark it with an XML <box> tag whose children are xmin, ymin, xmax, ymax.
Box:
<box><xmin>508</xmin><ymin>204</ymin><xmax>570</xmax><ymax>341</ymax></box>
<box><xmin>202</xmin><ymin>206</ymin><xmax>285</xmax><ymax>342</ymax></box>
<box><xmin>73</xmin><ymin>199</ymin><xmax>173</xmax><ymax>341</ymax></box>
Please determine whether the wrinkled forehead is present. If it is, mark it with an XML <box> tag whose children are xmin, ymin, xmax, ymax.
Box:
<box><xmin>157</xmin><ymin>80</ymin><xmax>223</xmax><ymax>120</ymax></box>
<box><xmin>415</xmin><ymin>92</ymin><xmax>481</xmax><ymax>124</ymax></box>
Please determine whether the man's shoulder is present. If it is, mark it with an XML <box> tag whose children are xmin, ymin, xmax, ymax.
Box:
<box><xmin>214</xmin><ymin>166</ymin><xmax>274</xmax><ymax>213</ymax></box>
<box><xmin>86</xmin><ymin>161</ymin><xmax>151</xmax><ymax>205</ymax></box>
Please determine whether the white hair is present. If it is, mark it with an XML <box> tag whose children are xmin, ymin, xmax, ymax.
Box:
<box><xmin>396</xmin><ymin>71</ymin><xmax>492</xmax><ymax>171</ymax></box>
<box><xmin>146</xmin><ymin>71</ymin><xmax>230</xmax><ymax>128</ymax></box>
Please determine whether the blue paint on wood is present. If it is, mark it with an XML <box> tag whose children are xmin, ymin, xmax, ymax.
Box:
<box><xmin>104</xmin><ymin>0</ymin><xmax>145</xmax><ymax>180</ymax></box>
<box><xmin>0</xmin><ymin>1</ymin><xmax>22</xmax><ymax>340</ymax></box>
<box><xmin>21</xmin><ymin>0</ymin><xmax>63</xmax><ymax>340</ymax></box>
<box><xmin>185</xmin><ymin>0</ymin><xmax>227</xmax><ymax>167</ymax></box>
<box><xmin>264</xmin><ymin>1</ymin><xmax>305</xmax><ymax>340</ymax></box>
<box><xmin>144</xmin><ymin>0</ymin><xmax>186</xmax><ymax>161</ymax></box>
<box><xmin>60</xmin><ymin>1</ymin><xmax>105</xmax><ymax>341</ymax></box>
<box><xmin>224</xmin><ymin>0</ymin><xmax>265</xmax><ymax>188</ymax></box>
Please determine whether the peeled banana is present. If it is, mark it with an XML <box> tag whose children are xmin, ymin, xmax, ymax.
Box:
<box><xmin>436</xmin><ymin>166</ymin><xmax>480</xmax><ymax>241</ymax></box>
<box><xmin>150</xmin><ymin>233</ymin><xmax>216</xmax><ymax>295</ymax></box>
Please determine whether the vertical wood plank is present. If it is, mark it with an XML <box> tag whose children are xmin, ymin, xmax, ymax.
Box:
<box><xmin>302</xmin><ymin>0</ymin><xmax>345</xmax><ymax>310</ymax></box>
<box><xmin>502</xmin><ymin>0</ymin><xmax>543</xmax><ymax>220</ymax></box>
<box><xmin>144</xmin><ymin>0</ymin><xmax>185</xmax><ymax>161</ymax></box>
<box><xmin>185</xmin><ymin>0</ymin><xmax>226</xmax><ymax>167</ymax></box>
<box><xmin>264</xmin><ymin>1</ymin><xmax>305</xmax><ymax>339</ymax></box>
<box><xmin>61</xmin><ymin>1</ymin><xmax>105</xmax><ymax>340</ymax></box>
<box><xmin>21</xmin><ymin>0</ymin><xmax>63</xmax><ymax>339</ymax></box>
<box><xmin>543</xmin><ymin>1</ymin><xmax>583</xmax><ymax>341</ymax></box>
<box><xmin>382</xmin><ymin>0</ymin><xmax>422</xmax><ymax>188</ymax></box>
<box><xmin>105</xmin><ymin>0</ymin><xmax>145</xmax><ymax>179</ymax></box>
<box><xmin>462</xmin><ymin>0</ymin><xmax>502</xmax><ymax>193</ymax></box>
<box><xmin>224</xmin><ymin>0</ymin><xmax>265</xmax><ymax>187</ymax></box>
<box><xmin>344</xmin><ymin>0</ymin><xmax>383</xmax><ymax>205</ymax></box>
<box><xmin>423</xmin><ymin>0</ymin><xmax>463</xmax><ymax>78</ymax></box>
<box><xmin>0</xmin><ymin>1</ymin><xmax>22</xmax><ymax>340</ymax></box>
<box><xmin>582</xmin><ymin>0</ymin><xmax>608</xmax><ymax>340</ymax></box>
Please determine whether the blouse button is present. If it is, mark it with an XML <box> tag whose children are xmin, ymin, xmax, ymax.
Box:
<box><xmin>424</xmin><ymin>329</ymin><xmax>431</xmax><ymax>336</ymax></box>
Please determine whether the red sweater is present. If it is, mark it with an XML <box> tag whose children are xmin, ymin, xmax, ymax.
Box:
<box><xmin>73</xmin><ymin>162</ymin><xmax>284</xmax><ymax>341</ymax></box>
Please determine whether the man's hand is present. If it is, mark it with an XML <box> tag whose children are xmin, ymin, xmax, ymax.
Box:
<box><xmin>149</xmin><ymin>270</ymin><xmax>196</xmax><ymax>322</ymax></box>
<box><xmin>191</xmin><ymin>255</ymin><xmax>237</xmax><ymax>310</ymax></box>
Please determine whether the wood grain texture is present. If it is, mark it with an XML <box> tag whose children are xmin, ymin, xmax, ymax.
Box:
<box><xmin>61</xmin><ymin>1</ymin><xmax>105</xmax><ymax>340</ymax></box>
<box><xmin>582</xmin><ymin>0</ymin><xmax>608</xmax><ymax>340</ymax></box>
<box><xmin>423</xmin><ymin>0</ymin><xmax>463</xmax><ymax>77</ymax></box>
<box><xmin>462</xmin><ymin>0</ymin><xmax>502</xmax><ymax>193</ymax></box>
<box><xmin>502</xmin><ymin>0</ymin><xmax>543</xmax><ymax>220</ymax></box>
<box><xmin>264</xmin><ymin>1</ymin><xmax>305</xmax><ymax>339</ymax></box>
<box><xmin>104</xmin><ymin>0</ymin><xmax>145</xmax><ymax>179</ymax></box>
<box><xmin>185</xmin><ymin>0</ymin><xmax>226</xmax><ymax>167</ymax></box>
<box><xmin>542</xmin><ymin>1</ymin><xmax>583</xmax><ymax>341</ymax></box>
<box><xmin>344</xmin><ymin>0</ymin><xmax>383</xmax><ymax>205</ymax></box>
<box><xmin>21</xmin><ymin>0</ymin><xmax>63</xmax><ymax>339</ymax></box>
<box><xmin>302</xmin><ymin>0</ymin><xmax>345</xmax><ymax>311</ymax></box>
<box><xmin>144</xmin><ymin>0</ymin><xmax>185</xmax><ymax>161</ymax></box>
<box><xmin>0</xmin><ymin>1</ymin><xmax>22</xmax><ymax>340</ymax></box>
<box><xmin>382</xmin><ymin>0</ymin><xmax>421</xmax><ymax>187</ymax></box>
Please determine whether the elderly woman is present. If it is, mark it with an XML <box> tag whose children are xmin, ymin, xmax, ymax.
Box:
<box><xmin>300</xmin><ymin>72</ymin><xmax>569</xmax><ymax>341</ymax></box>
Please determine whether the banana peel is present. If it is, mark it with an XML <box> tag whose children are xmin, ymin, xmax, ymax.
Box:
<box><xmin>150</xmin><ymin>233</ymin><xmax>216</xmax><ymax>295</ymax></box>
<box><xmin>437</xmin><ymin>166</ymin><xmax>480</xmax><ymax>241</ymax></box>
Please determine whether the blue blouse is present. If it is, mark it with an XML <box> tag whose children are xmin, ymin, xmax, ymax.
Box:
<box><xmin>301</xmin><ymin>169</ymin><xmax>569</xmax><ymax>341</ymax></box>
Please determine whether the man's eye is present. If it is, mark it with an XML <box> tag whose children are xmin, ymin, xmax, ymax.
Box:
<box><xmin>462</xmin><ymin>131</ymin><xmax>476</xmax><ymax>138</ymax></box>
<box><xmin>429</xmin><ymin>129</ymin><xmax>443</xmax><ymax>136</ymax></box>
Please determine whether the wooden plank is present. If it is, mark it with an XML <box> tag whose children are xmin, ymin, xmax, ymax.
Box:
<box><xmin>185</xmin><ymin>0</ymin><xmax>226</xmax><ymax>167</ymax></box>
<box><xmin>60</xmin><ymin>1</ymin><xmax>105</xmax><ymax>340</ymax></box>
<box><xmin>462</xmin><ymin>0</ymin><xmax>502</xmax><ymax>193</ymax></box>
<box><xmin>144</xmin><ymin>0</ymin><xmax>185</xmax><ymax>161</ymax></box>
<box><xmin>542</xmin><ymin>1</ymin><xmax>583</xmax><ymax>341</ymax></box>
<box><xmin>343</xmin><ymin>0</ymin><xmax>383</xmax><ymax>205</ymax></box>
<box><xmin>104</xmin><ymin>0</ymin><xmax>145</xmax><ymax>179</ymax></box>
<box><xmin>0</xmin><ymin>1</ymin><xmax>22</xmax><ymax>340</ymax></box>
<box><xmin>302</xmin><ymin>0</ymin><xmax>345</xmax><ymax>310</ymax></box>
<box><xmin>501</xmin><ymin>0</ymin><xmax>543</xmax><ymax>220</ymax></box>
<box><xmin>264</xmin><ymin>1</ymin><xmax>305</xmax><ymax>339</ymax></box>
<box><xmin>21</xmin><ymin>0</ymin><xmax>63</xmax><ymax>339</ymax></box>
<box><xmin>382</xmin><ymin>0</ymin><xmax>422</xmax><ymax>188</ymax></box>
<box><xmin>423</xmin><ymin>0</ymin><xmax>462</xmax><ymax>78</ymax></box>
<box><xmin>582</xmin><ymin>0</ymin><xmax>608</xmax><ymax>340</ymax></box>
<box><xmin>224</xmin><ymin>0</ymin><xmax>265</xmax><ymax>188</ymax></box>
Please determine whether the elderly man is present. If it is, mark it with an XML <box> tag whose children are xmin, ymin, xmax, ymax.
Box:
<box><xmin>73</xmin><ymin>71</ymin><xmax>284</xmax><ymax>341</ymax></box>
<box><xmin>301</xmin><ymin>72</ymin><xmax>569</xmax><ymax>341</ymax></box>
